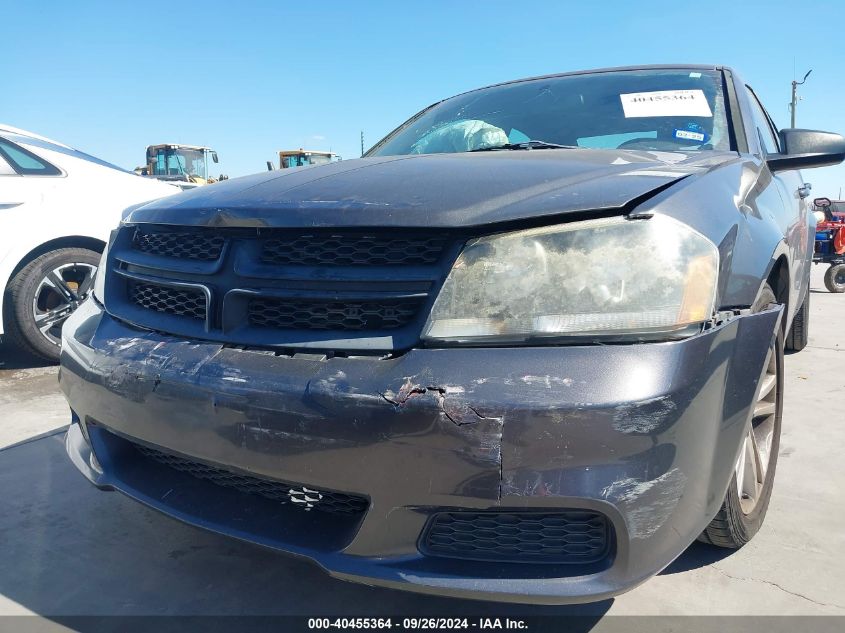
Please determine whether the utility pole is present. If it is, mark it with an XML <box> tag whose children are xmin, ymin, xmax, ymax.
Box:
<box><xmin>360</xmin><ymin>131</ymin><xmax>365</xmax><ymax>157</ymax></box>
<box><xmin>790</xmin><ymin>69</ymin><xmax>812</xmax><ymax>128</ymax></box>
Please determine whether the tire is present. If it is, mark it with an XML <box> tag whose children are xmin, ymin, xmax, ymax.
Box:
<box><xmin>698</xmin><ymin>284</ymin><xmax>783</xmax><ymax>548</ymax></box>
<box><xmin>823</xmin><ymin>263</ymin><xmax>845</xmax><ymax>293</ymax></box>
<box><xmin>3</xmin><ymin>247</ymin><xmax>101</xmax><ymax>362</ymax></box>
<box><xmin>785</xmin><ymin>283</ymin><xmax>809</xmax><ymax>352</ymax></box>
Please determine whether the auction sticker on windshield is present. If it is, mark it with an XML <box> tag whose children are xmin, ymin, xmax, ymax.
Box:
<box><xmin>620</xmin><ymin>89</ymin><xmax>713</xmax><ymax>118</ymax></box>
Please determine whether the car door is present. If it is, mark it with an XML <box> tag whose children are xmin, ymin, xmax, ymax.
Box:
<box><xmin>0</xmin><ymin>143</ymin><xmax>42</xmax><ymax>266</ymax></box>
<box><xmin>0</xmin><ymin>136</ymin><xmax>65</xmax><ymax>260</ymax></box>
<box><xmin>744</xmin><ymin>86</ymin><xmax>811</xmax><ymax>316</ymax></box>
<box><xmin>0</xmin><ymin>147</ymin><xmax>40</xmax><ymax>213</ymax></box>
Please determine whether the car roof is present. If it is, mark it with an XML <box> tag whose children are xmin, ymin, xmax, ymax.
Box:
<box><xmin>0</xmin><ymin>124</ymin><xmax>75</xmax><ymax>149</ymax></box>
<box><xmin>0</xmin><ymin>125</ymin><xmax>132</xmax><ymax>173</ymax></box>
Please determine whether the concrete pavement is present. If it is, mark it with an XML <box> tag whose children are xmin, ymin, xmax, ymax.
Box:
<box><xmin>1</xmin><ymin>264</ymin><xmax>843</xmax><ymax>617</ymax></box>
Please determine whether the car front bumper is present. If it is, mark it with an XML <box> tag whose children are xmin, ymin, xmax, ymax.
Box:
<box><xmin>60</xmin><ymin>298</ymin><xmax>781</xmax><ymax>604</ymax></box>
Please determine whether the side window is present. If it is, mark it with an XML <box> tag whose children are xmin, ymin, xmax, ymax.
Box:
<box><xmin>0</xmin><ymin>138</ymin><xmax>62</xmax><ymax>176</ymax></box>
<box><xmin>744</xmin><ymin>88</ymin><xmax>780</xmax><ymax>155</ymax></box>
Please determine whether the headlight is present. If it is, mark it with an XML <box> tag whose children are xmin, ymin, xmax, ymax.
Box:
<box><xmin>423</xmin><ymin>215</ymin><xmax>719</xmax><ymax>343</ymax></box>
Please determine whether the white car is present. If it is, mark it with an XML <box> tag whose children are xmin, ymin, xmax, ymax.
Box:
<box><xmin>0</xmin><ymin>125</ymin><xmax>179</xmax><ymax>361</ymax></box>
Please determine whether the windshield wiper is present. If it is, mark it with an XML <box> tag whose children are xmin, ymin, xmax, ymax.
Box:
<box><xmin>469</xmin><ymin>140</ymin><xmax>580</xmax><ymax>152</ymax></box>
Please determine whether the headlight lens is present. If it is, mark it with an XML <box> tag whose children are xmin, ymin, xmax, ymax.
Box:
<box><xmin>423</xmin><ymin>215</ymin><xmax>719</xmax><ymax>343</ymax></box>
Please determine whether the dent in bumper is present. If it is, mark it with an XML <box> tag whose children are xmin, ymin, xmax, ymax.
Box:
<box><xmin>60</xmin><ymin>299</ymin><xmax>782</xmax><ymax>603</ymax></box>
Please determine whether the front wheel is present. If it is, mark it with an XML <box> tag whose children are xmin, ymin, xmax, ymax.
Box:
<box><xmin>823</xmin><ymin>263</ymin><xmax>845</xmax><ymax>293</ymax></box>
<box><xmin>3</xmin><ymin>247</ymin><xmax>100</xmax><ymax>362</ymax></box>
<box><xmin>699</xmin><ymin>285</ymin><xmax>783</xmax><ymax>548</ymax></box>
<box><xmin>785</xmin><ymin>283</ymin><xmax>809</xmax><ymax>352</ymax></box>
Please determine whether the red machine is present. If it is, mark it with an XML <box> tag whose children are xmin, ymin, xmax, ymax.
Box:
<box><xmin>813</xmin><ymin>197</ymin><xmax>845</xmax><ymax>292</ymax></box>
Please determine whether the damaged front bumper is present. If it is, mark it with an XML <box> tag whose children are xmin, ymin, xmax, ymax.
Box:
<box><xmin>60</xmin><ymin>299</ymin><xmax>781</xmax><ymax>604</ymax></box>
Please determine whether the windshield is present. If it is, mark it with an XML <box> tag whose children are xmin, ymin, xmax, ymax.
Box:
<box><xmin>369</xmin><ymin>69</ymin><xmax>731</xmax><ymax>156</ymax></box>
<box><xmin>281</xmin><ymin>154</ymin><xmax>308</xmax><ymax>168</ymax></box>
<box><xmin>154</xmin><ymin>148</ymin><xmax>208</xmax><ymax>179</ymax></box>
<box><xmin>281</xmin><ymin>153</ymin><xmax>333</xmax><ymax>168</ymax></box>
<box><xmin>307</xmin><ymin>154</ymin><xmax>333</xmax><ymax>165</ymax></box>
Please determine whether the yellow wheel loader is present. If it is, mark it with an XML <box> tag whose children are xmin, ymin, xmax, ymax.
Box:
<box><xmin>137</xmin><ymin>144</ymin><xmax>226</xmax><ymax>189</ymax></box>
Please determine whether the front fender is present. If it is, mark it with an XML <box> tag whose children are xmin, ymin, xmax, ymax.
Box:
<box><xmin>635</xmin><ymin>158</ymin><xmax>793</xmax><ymax>311</ymax></box>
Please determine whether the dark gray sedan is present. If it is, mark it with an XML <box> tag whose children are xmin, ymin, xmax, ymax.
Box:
<box><xmin>60</xmin><ymin>65</ymin><xmax>845</xmax><ymax>603</ymax></box>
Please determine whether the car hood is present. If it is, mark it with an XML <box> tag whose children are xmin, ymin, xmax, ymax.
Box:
<box><xmin>125</xmin><ymin>150</ymin><xmax>737</xmax><ymax>229</ymax></box>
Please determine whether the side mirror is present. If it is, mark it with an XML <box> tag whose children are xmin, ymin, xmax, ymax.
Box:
<box><xmin>767</xmin><ymin>129</ymin><xmax>845</xmax><ymax>172</ymax></box>
<box><xmin>814</xmin><ymin>197</ymin><xmax>832</xmax><ymax>208</ymax></box>
<box><xmin>211</xmin><ymin>152</ymin><xmax>219</xmax><ymax>164</ymax></box>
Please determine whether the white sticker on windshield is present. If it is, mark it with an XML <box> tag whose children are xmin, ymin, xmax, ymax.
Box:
<box><xmin>620</xmin><ymin>89</ymin><xmax>713</xmax><ymax>118</ymax></box>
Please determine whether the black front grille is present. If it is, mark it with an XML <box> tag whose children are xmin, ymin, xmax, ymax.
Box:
<box><xmin>109</xmin><ymin>225</ymin><xmax>462</xmax><ymax>351</ymax></box>
<box><xmin>261</xmin><ymin>234</ymin><xmax>449</xmax><ymax>266</ymax></box>
<box><xmin>249</xmin><ymin>297</ymin><xmax>422</xmax><ymax>331</ymax></box>
<box><xmin>129</xmin><ymin>282</ymin><xmax>206</xmax><ymax>320</ymax></box>
<box><xmin>134</xmin><ymin>444</ymin><xmax>368</xmax><ymax>515</ymax></box>
<box><xmin>422</xmin><ymin>511</ymin><xmax>611</xmax><ymax>564</ymax></box>
<box><xmin>133</xmin><ymin>230</ymin><xmax>225</xmax><ymax>261</ymax></box>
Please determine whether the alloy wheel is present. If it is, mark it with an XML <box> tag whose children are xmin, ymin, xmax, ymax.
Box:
<box><xmin>31</xmin><ymin>262</ymin><xmax>97</xmax><ymax>346</ymax></box>
<box><xmin>735</xmin><ymin>344</ymin><xmax>778</xmax><ymax>514</ymax></box>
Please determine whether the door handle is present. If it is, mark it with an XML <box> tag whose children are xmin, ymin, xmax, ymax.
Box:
<box><xmin>798</xmin><ymin>183</ymin><xmax>812</xmax><ymax>199</ymax></box>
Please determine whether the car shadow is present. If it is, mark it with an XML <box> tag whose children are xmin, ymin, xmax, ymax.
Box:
<box><xmin>659</xmin><ymin>540</ymin><xmax>734</xmax><ymax>575</ymax></box>
<box><xmin>0</xmin><ymin>341</ymin><xmax>54</xmax><ymax>371</ymax></box>
<box><xmin>0</xmin><ymin>432</ymin><xmax>612</xmax><ymax>629</ymax></box>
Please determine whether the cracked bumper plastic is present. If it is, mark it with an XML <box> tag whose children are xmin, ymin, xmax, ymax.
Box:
<box><xmin>60</xmin><ymin>298</ymin><xmax>782</xmax><ymax>604</ymax></box>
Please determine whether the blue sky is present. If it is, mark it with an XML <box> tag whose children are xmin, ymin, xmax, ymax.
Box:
<box><xmin>5</xmin><ymin>0</ymin><xmax>845</xmax><ymax>195</ymax></box>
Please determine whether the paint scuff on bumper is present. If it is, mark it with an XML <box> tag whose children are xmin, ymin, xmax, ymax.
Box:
<box><xmin>60</xmin><ymin>298</ymin><xmax>782</xmax><ymax>604</ymax></box>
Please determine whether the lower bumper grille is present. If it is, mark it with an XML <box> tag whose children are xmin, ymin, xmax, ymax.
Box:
<box><xmin>134</xmin><ymin>443</ymin><xmax>369</xmax><ymax>515</ymax></box>
<box><xmin>422</xmin><ymin>511</ymin><xmax>611</xmax><ymax>564</ymax></box>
